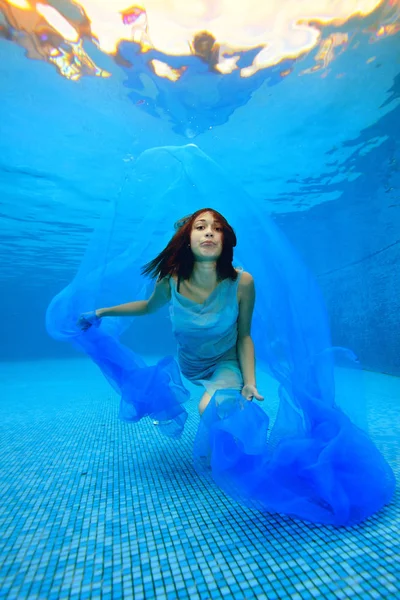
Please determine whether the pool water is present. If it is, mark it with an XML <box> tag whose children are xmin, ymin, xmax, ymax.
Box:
<box><xmin>1</xmin><ymin>1</ymin><xmax>400</xmax><ymax>598</ymax></box>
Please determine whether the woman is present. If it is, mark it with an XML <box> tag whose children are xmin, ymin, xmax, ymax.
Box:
<box><xmin>78</xmin><ymin>208</ymin><xmax>263</xmax><ymax>415</ymax></box>
<box><xmin>75</xmin><ymin>205</ymin><xmax>395</xmax><ymax>526</ymax></box>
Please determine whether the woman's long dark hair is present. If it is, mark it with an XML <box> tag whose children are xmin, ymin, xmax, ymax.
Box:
<box><xmin>141</xmin><ymin>208</ymin><xmax>237</xmax><ymax>282</ymax></box>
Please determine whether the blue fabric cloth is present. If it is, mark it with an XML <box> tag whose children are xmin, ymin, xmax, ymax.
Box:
<box><xmin>46</xmin><ymin>144</ymin><xmax>395</xmax><ymax>525</ymax></box>
<box><xmin>194</xmin><ymin>389</ymin><xmax>395</xmax><ymax>526</ymax></box>
<box><xmin>71</xmin><ymin>324</ymin><xmax>189</xmax><ymax>438</ymax></box>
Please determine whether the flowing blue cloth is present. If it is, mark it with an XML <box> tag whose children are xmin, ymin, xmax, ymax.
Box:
<box><xmin>194</xmin><ymin>389</ymin><xmax>394</xmax><ymax>526</ymax></box>
<box><xmin>46</xmin><ymin>144</ymin><xmax>395</xmax><ymax>525</ymax></box>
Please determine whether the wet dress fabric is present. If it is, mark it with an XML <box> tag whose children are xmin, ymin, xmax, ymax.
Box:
<box><xmin>169</xmin><ymin>271</ymin><xmax>243</xmax><ymax>396</ymax></box>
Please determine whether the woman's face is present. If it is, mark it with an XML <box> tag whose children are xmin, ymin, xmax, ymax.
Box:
<box><xmin>190</xmin><ymin>211</ymin><xmax>223</xmax><ymax>261</ymax></box>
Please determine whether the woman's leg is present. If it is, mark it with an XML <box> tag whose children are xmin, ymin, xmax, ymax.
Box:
<box><xmin>198</xmin><ymin>361</ymin><xmax>243</xmax><ymax>416</ymax></box>
<box><xmin>198</xmin><ymin>391</ymin><xmax>211</xmax><ymax>416</ymax></box>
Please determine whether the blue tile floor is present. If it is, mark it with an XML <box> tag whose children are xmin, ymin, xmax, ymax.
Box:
<box><xmin>0</xmin><ymin>358</ymin><xmax>399</xmax><ymax>600</ymax></box>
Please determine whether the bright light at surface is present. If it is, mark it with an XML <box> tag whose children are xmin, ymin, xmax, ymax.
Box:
<box><xmin>75</xmin><ymin>0</ymin><xmax>384</xmax><ymax>62</ymax></box>
<box><xmin>1</xmin><ymin>0</ymin><xmax>399</xmax><ymax>81</ymax></box>
<box><xmin>6</xmin><ymin>0</ymin><xmax>30</xmax><ymax>9</ymax></box>
<box><xmin>36</xmin><ymin>4</ymin><xmax>79</xmax><ymax>42</ymax></box>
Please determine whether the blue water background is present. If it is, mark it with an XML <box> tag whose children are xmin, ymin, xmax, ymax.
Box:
<box><xmin>1</xmin><ymin>26</ymin><xmax>399</xmax><ymax>375</ymax></box>
<box><xmin>1</xmin><ymin>7</ymin><xmax>400</xmax><ymax>599</ymax></box>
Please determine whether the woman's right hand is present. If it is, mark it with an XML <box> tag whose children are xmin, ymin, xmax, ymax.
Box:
<box><xmin>77</xmin><ymin>310</ymin><xmax>102</xmax><ymax>331</ymax></box>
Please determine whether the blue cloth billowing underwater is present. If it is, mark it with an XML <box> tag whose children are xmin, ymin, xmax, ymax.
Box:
<box><xmin>194</xmin><ymin>390</ymin><xmax>394</xmax><ymax>526</ymax></box>
<box><xmin>46</xmin><ymin>144</ymin><xmax>395</xmax><ymax>526</ymax></box>
<box><xmin>76</xmin><ymin>327</ymin><xmax>189</xmax><ymax>438</ymax></box>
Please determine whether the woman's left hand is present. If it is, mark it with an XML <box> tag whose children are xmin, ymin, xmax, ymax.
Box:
<box><xmin>241</xmin><ymin>384</ymin><xmax>264</xmax><ymax>402</ymax></box>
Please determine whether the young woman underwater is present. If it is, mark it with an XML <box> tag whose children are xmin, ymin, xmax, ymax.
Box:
<box><xmin>73</xmin><ymin>205</ymin><xmax>395</xmax><ymax>526</ymax></box>
<box><xmin>78</xmin><ymin>208</ymin><xmax>264</xmax><ymax>415</ymax></box>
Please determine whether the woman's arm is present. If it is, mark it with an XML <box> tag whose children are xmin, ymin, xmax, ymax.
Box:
<box><xmin>96</xmin><ymin>301</ymin><xmax>147</xmax><ymax>318</ymax></box>
<box><xmin>237</xmin><ymin>272</ymin><xmax>264</xmax><ymax>401</ymax></box>
<box><xmin>97</xmin><ymin>278</ymin><xmax>171</xmax><ymax>317</ymax></box>
<box><xmin>78</xmin><ymin>278</ymin><xmax>171</xmax><ymax>329</ymax></box>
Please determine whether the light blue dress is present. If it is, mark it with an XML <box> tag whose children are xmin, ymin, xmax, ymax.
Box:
<box><xmin>169</xmin><ymin>269</ymin><xmax>244</xmax><ymax>396</ymax></box>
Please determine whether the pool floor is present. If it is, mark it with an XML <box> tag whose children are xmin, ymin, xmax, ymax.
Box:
<box><xmin>0</xmin><ymin>358</ymin><xmax>399</xmax><ymax>599</ymax></box>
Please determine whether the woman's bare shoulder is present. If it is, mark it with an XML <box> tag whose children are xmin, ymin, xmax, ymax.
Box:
<box><xmin>237</xmin><ymin>270</ymin><xmax>254</xmax><ymax>304</ymax></box>
<box><xmin>237</xmin><ymin>270</ymin><xmax>254</xmax><ymax>286</ymax></box>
